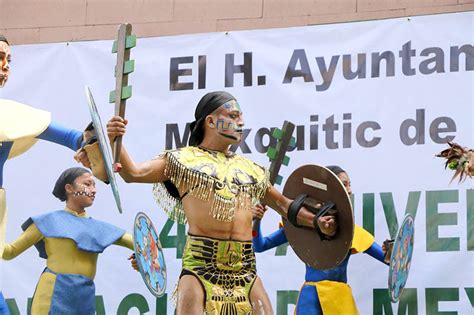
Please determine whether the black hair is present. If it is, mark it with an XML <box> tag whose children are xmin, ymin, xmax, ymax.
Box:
<box><xmin>325</xmin><ymin>165</ymin><xmax>346</xmax><ymax>176</ymax></box>
<box><xmin>188</xmin><ymin>91</ymin><xmax>236</xmax><ymax>146</ymax></box>
<box><xmin>52</xmin><ymin>167</ymin><xmax>90</xmax><ymax>201</ymax></box>
<box><xmin>0</xmin><ymin>35</ymin><xmax>9</xmax><ymax>45</ymax></box>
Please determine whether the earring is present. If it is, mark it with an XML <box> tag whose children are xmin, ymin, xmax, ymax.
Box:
<box><xmin>209</xmin><ymin>123</ymin><xmax>215</xmax><ymax>128</ymax></box>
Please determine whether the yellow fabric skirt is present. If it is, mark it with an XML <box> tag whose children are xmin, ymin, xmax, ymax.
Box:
<box><xmin>0</xmin><ymin>189</ymin><xmax>6</xmax><ymax>287</ymax></box>
<box><xmin>304</xmin><ymin>280</ymin><xmax>359</xmax><ymax>315</ymax></box>
<box><xmin>0</xmin><ymin>189</ymin><xmax>6</xmax><ymax>257</ymax></box>
<box><xmin>31</xmin><ymin>271</ymin><xmax>57</xmax><ymax>315</ymax></box>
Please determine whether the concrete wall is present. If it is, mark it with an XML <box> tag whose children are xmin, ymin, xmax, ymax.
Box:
<box><xmin>1</xmin><ymin>0</ymin><xmax>473</xmax><ymax>44</ymax></box>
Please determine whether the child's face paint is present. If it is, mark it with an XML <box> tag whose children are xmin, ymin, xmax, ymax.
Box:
<box><xmin>71</xmin><ymin>173</ymin><xmax>96</xmax><ymax>205</ymax></box>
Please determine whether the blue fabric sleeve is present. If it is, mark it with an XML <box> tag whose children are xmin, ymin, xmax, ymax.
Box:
<box><xmin>364</xmin><ymin>242</ymin><xmax>388</xmax><ymax>264</ymax></box>
<box><xmin>0</xmin><ymin>122</ymin><xmax>82</xmax><ymax>187</ymax></box>
<box><xmin>252</xmin><ymin>221</ymin><xmax>288</xmax><ymax>253</ymax></box>
<box><xmin>0</xmin><ymin>291</ymin><xmax>10</xmax><ymax>315</ymax></box>
<box><xmin>36</xmin><ymin>121</ymin><xmax>83</xmax><ymax>151</ymax></box>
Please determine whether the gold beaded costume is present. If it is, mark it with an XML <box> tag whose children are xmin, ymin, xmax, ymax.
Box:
<box><xmin>153</xmin><ymin>146</ymin><xmax>270</xmax><ymax>314</ymax></box>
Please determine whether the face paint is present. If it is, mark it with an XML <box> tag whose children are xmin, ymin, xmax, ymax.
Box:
<box><xmin>0</xmin><ymin>41</ymin><xmax>11</xmax><ymax>88</ymax></box>
<box><xmin>216</xmin><ymin>119</ymin><xmax>239</xmax><ymax>132</ymax></box>
<box><xmin>73</xmin><ymin>183</ymin><xmax>96</xmax><ymax>199</ymax></box>
<box><xmin>222</xmin><ymin>100</ymin><xmax>241</xmax><ymax>111</ymax></box>
<box><xmin>213</xmin><ymin>100</ymin><xmax>244</xmax><ymax>143</ymax></box>
<box><xmin>71</xmin><ymin>173</ymin><xmax>96</xmax><ymax>202</ymax></box>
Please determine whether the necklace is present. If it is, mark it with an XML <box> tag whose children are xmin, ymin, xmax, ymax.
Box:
<box><xmin>197</xmin><ymin>145</ymin><xmax>235</xmax><ymax>158</ymax></box>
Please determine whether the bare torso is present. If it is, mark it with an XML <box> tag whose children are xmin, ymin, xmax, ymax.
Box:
<box><xmin>181</xmin><ymin>192</ymin><xmax>253</xmax><ymax>241</ymax></box>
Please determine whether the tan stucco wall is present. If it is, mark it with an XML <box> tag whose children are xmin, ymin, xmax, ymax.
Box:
<box><xmin>1</xmin><ymin>0</ymin><xmax>473</xmax><ymax>45</ymax></box>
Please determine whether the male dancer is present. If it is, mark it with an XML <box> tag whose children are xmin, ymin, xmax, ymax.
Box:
<box><xmin>99</xmin><ymin>91</ymin><xmax>337</xmax><ymax>314</ymax></box>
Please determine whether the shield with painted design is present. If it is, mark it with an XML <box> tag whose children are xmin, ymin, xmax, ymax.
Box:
<box><xmin>388</xmin><ymin>214</ymin><xmax>415</xmax><ymax>303</ymax></box>
<box><xmin>283</xmin><ymin>164</ymin><xmax>354</xmax><ymax>270</ymax></box>
<box><xmin>85</xmin><ymin>86</ymin><xmax>123</xmax><ymax>213</ymax></box>
<box><xmin>134</xmin><ymin>212</ymin><xmax>167</xmax><ymax>297</ymax></box>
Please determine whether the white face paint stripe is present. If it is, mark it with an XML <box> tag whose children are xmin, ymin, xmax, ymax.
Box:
<box><xmin>303</xmin><ymin>177</ymin><xmax>327</xmax><ymax>191</ymax></box>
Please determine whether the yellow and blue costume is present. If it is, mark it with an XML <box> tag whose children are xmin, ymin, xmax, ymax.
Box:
<box><xmin>0</xmin><ymin>100</ymin><xmax>84</xmax><ymax>314</ymax></box>
<box><xmin>0</xmin><ymin>100</ymin><xmax>83</xmax><ymax>249</ymax></box>
<box><xmin>253</xmin><ymin>223</ymin><xmax>387</xmax><ymax>315</ymax></box>
<box><xmin>2</xmin><ymin>207</ymin><xmax>133</xmax><ymax>314</ymax></box>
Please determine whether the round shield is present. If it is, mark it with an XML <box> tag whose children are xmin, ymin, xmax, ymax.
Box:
<box><xmin>133</xmin><ymin>212</ymin><xmax>167</xmax><ymax>297</ymax></box>
<box><xmin>85</xmin><ymin>86</ymin><xmax>123</xmax><ymax>214</ymax></box>
<box><xmin>388</xmin><ymin>214</ymin><xmax>415</xmax><ymax>303</ymax></box>
<box><xmin>283</xmin><ymin>164</ymin><xmax>354</xmax><ymax>270</ymax></box>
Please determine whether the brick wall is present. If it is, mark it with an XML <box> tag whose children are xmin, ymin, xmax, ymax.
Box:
<box><xmin>0</xmin><ymin>0</ymin><xmax>473</xmax><ymax>44</ymax></box>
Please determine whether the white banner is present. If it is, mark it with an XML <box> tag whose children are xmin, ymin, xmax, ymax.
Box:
<box><xmin>1</xmin><ymin>11</ymin><xmax>473</xmax><ymax>315</ymax></box>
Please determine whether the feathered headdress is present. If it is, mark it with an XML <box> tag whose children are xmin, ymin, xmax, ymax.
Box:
<box><xmin>436</xmin><ymin>142</ymin><xmax>473</xmax><ymax>183</ymax></box>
